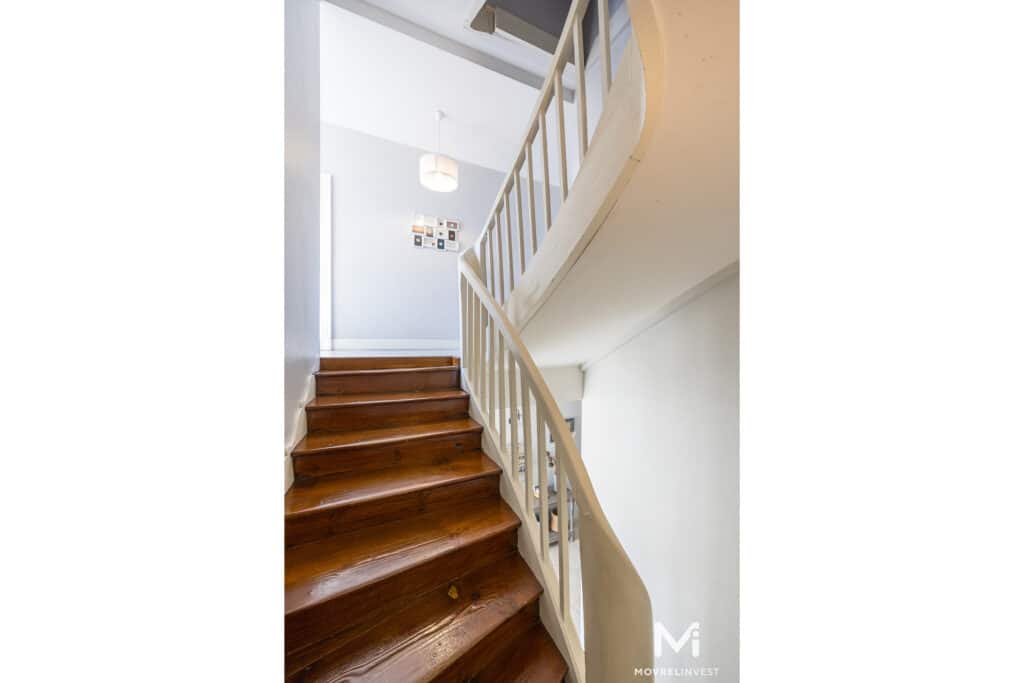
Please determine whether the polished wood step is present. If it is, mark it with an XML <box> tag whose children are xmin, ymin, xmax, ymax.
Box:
<box><xmin>305</xmin><ymin>389</ymin><xmax>469</xmax><ymax>433</ymax></box>
<box><xmin>285</xmin><ymin>452</ymin><xmax>500</xmax><ymax>546</ymax></box>
<box><xmin>285</xmin><ymin>498</ymin><xmax>519</xmax><ymax>654</ymax></box>
<box><xmin>316</xmin><ymin>365</ymin><xmax>460</xmax><ymax>396</ymax></box>
<box><xmin>479</xmin><ymin>623</ymin><xmax>569</xmax><ymax>682</ymax></box>
<box><xmin>292</xmin><ymin>418</ymin><xmax>483</xmax><ymax>479</ymax></box>
<box><xmin>285</xmin><ymin>554</ymin><xmax>542</xmax><ymax>683</ymax></box>
<box><xmin>320</xmin><ymin>356</ymin><xmax>459</xmax><ymax>372</ymax></box>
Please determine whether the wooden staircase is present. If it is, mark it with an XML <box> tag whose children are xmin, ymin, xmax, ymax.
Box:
<box><xmin>285</xmin><ymin>356</ymin><xmax>568</xmax><ymax>682</ymax></box>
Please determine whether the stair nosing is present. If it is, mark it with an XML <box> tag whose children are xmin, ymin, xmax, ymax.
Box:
<box><xmin>305</xmin><ymin>390</ymin><xmax>468</xmax><ymax>410</ymax></box>
<box><xmin>285</xmin><ymin>453</ymin><xmax>500</xmax><ymax>519</ymax></box>
<box><xmin>285</xmin><ymin>508</ymin><xmax>520</xmax><ymax>616</ymax></box>
<box><xmin>292</xmin><ymin>420</ymin><xmax>483</xmax><ymax>456</ymax></box>
<box><xmin>315</xmin><ymin>366</ymin><xmax>459</xmax><ymax>378</ymax></box>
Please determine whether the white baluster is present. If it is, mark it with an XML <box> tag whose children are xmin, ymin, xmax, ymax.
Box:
<box><xmin>573</xmin><ymin>12</ymin><xmax>589</xmax><ymax>162</ymax></box>
<box><xmin>508</xmin><ymin>353</ymin><xmax>519</xmax><ymax>476</ymax></box>
<box><xmin>504</xmin><ymin>190</ymin><xmax>515</xmax><ymax>294</ymax></box>
<box><xmin>526</xmin><ymin>138</ymin><xmax>538</xmax><ymax>254</ymax></box>
<box><xmin>478</xmin><ymin>297</ymin><xmax>486</xmax><ymax>413</ymax></box>
<box><xmin>556</xmin><ymin>443</ymin><xmax>570</xmax><ymax>618</ymax></box>
<box><xmin>598</xmin><ymin>0</ymin><xmax>612</xmax><ymax>96</ymax></box>
<box><xmin>519</xmin><ymin>364</ymin><xmax>533</xmax><ymax>523</ymax></box>
<box><xmin>514</xmin><ymin>169</ymin><xmax>526</xmax><ymax>276</ymax></box>
<box><xmin>487</xmin><ymin>309</ymin><xmax>496</xmax><ymax>427</ymax></box>
<box><xmin>539</xmin><ymin>110</ymin><xmax>552</xmax><ymax>231</ymax></box>
<box><xmin>497</xmin><ymin>333</ymin><xmax>507</xmax><ymax>452</ymax></box>
<box><xmin>553</xmin><ymin>66</ymin><xmax>569</xmax><ymax>200</ymax></box>
<box><xmin>480</xmin><ymin>231</ymin><xmax>488</xmax><ymax>298</ymax></box>
<box><xmin>460</xmin><ymin>275</ymin><xmax>468</xmax><ymax>380</ymax></box>
<box><xmin>538</xmin><ymin>419</ymin><xmax>550</xmax><ymax>553</ymax></box>
<box><xmin>465</xmin><ymin>286</ymin><xmax>473</xmax><ymax>388</ymax></box>
<box><xmin>489</xmin><ymin>226</ymin><xmax>498</xmax><ymax>299</ymax></box>
<box><xmin>496</xmin><ymin>206</ymin><xmax>506</xmax><ymax>304</ymax></box>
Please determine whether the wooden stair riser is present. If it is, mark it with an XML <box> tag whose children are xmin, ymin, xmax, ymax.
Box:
<box><xmin>293</xmin><ymin>429</ymin><xmax>482</xmax><ymax>479</ymax></box>
<box><xmin>478</xmin><ymin>624</ymin><xmax>569</xmax><ymax>682</ymax></box>
<box><xmin>320</xmin><ymin>356</ymin><xmax>458</xmax><ymax>372</ymax></box>
<box><xmin>286</xmin><ymin>475</ymin><xmax>500</xmax><ymax>547</ymax></box>
<box><xmin>286</xmin><ymin>530</ymin><xmax>517</xmax><ymax>654</ymax></box>
<box><xmin>316</xmin><ymin>367</ymin><xmax>460</xmax><ymax>396</ymax></box>
<box><xmin>435</xmin><ymin>602</ymin><xmax>540</xmax><ymax>683</ymax></box>
<box><xmin>306</xmin><ymin>396</ymin><xmax>469</xmax><ymax>433</ymax></box>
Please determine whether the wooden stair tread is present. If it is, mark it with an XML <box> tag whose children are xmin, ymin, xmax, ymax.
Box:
<box><xmin>481</xmin><ymin>623</ymin><xmax>569</xmax><ymax>682</ymax></box>
<box><xmin>286</xmin><ymin>554</ymin><xmax>542</xmax><ymax>682</ymax></box>
<box><xmin>285</xmin><ymin>451</ymin><xmax>499</xmax><ymax>518</ymax></box>
<box><xmin>294</xmin><ymin>418</ymin><xmax>482</xmax><ymax>454</ymax></box>
<box><xmin>285</xmin><ymin>498</ymin><xmax>519</xmax><ymax>616</ymax></box>
<box><xmin>320</xmin><ymin>356</ymin><xmax>458</xmax><ymax>371</ymax></box>
<box><xmin>306</xmin><ymin>388</ymin><xmax>467</xmax><ymax>408</ymax></box>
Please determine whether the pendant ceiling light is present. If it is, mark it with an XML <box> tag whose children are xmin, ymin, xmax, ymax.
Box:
<box><xmin>419</xmin><ymin>110</ymin><xmax>459</xmax><ymax>193</ymax></box>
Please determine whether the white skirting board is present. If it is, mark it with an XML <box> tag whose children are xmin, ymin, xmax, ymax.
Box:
<box><xmin>329</xmin><ymin>338</ymin><xmax>460</xmax><ymax>355</ymax></box>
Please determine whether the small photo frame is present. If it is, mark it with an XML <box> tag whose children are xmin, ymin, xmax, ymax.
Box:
<box><xmin>413</xmin><ymin>234</ymin><xmax>422</xmax><ymax>247</ymax></box>
<box><xmin>445</xmin><ymin>240</ymin><xmax>459</xmax><ymax>251</ymax></box>
<box><xmin>447</xmin><ymin>229</ymin><xmax>457</xmax><ymax>241</ymax></box>
<box><xmin>425</xmin><ymin>226</ymin><xmax>435</xmax><ymax>238</ymax></box>
<box><xmin>437</xmin><ymin>238</ymin><xmax>446</xmax><ymax>250</ymax></box>
<box><xmin>412</xmin><ymin>224</ymin><xmax>425</xmax><ymax>235</ymax></box>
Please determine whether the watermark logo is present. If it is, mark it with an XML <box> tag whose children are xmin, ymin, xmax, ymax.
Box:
<box><xmin>655</xmin><ymin>621</ymin><xmax>700</xmax><ymax>658</ymax></box>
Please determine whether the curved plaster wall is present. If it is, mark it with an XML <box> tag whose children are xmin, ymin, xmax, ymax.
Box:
<box><xmin>507</xmin><ymin>0</ymin><xmax>738</xmax><ymax>367</ymax></box>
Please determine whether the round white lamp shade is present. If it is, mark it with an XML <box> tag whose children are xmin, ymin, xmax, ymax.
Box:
<box><xmin>419</xmin><ymin>153</ymin><xmax>459</xmax><ymax>192</ymax></box>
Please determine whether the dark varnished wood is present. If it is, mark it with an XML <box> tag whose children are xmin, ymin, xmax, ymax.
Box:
<box><xmin>316</xmin><ymin>365</ymin><xmax>459</xmax><ymax>396</ymax></box>
<box><xmin>319</xmin><ymin>356</ymin><xmax>459</xmax><ymax>372</ymax></box>
<box><xmin>294</xmin><ymin>417</ymin><xmax>482</xmax><ymax>456</ymax></box>
<box><xmin>285</xmin><ymin>499</ymin><xmax>519</xmax><ymax>654</ymax></box>
<box><xmin>305</xmin><ymin>390</ymin><xmax>469</xmax><ymax>433</ymax></box>
<box><xmin>478</xmin><ymin>623</ymin><xmax>570</xmax><ymax>682</ymax></box>
<box><xmin>292</xmin><ymin>421</ymin><xmax>482</xmax><ymax>479</ymax></box>
<box><xmin>285</xmin><ymin>452</ymin><xmax>500</xmax><ymax>546</ymax></box>
<box><xmin>285</xmin><ymin>554</ymin><xmax>542</xmax><ymax>682</ymax></box>
<box><xmin>286</xmin><ymin>356</ymin><xmax>566</xmax><ymax>679</ymax></box>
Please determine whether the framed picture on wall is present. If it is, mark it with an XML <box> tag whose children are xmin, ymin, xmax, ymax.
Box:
<box><xmin>549</xmin><ymin>417</ymin><xmax>576</xmax><ymax>444</ymax></box>
<box><xmin>412</xmin><ymin>213</ymin><xmax>459</xmax><ymax>253</ymax></box>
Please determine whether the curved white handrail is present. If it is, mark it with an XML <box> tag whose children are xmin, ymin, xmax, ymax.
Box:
<box><xmin>459</xmin><ymin>250</ymin><xmax>653</xmax><ymax>682</ymax></box>
<box><xmin>455</xmin><ymin>1</ymin><xmax>665</xmax><ymax>680</ymax></box>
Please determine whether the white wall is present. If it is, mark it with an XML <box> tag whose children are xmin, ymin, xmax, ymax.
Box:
<box><xmin>581</xmin><ymin>272</ymin><xmax>738</xmax><ymax>682</ymax></box>
<box><xmin>539</xmin><ymin>365</ymin><xmax>583</xmax><ymax>404</ymax></box>
<box><xmin>322</xmin><ymin>122</ymin><xmax>517</xmax><ymax>348</ymax></box>
<box><xmin>284</xmin><ymin>0</ymin><xmax>320</xmax><ymax>488</ymax></box>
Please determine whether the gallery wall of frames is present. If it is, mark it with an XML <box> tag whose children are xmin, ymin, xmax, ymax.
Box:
<box><xmin>411</xmin><ymin>214</ymin><xmax>460</xmax><ymax>253</ymax></box>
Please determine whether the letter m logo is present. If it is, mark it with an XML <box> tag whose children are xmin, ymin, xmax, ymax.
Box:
<box><xmin>654</xmin><ymin>621</ymin><xmax>700</xmax><ymax>658</ymax></box>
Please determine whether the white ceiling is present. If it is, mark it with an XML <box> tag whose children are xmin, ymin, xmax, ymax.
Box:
<box><xmin>358</xmin><ymin>0</ymin><xmax>555</xmax><ymax>79</ymax></box>
<box><xmin>320</xmin><ymin>1</ymin><xmax>578</xmax><ymax>176</ymax></box>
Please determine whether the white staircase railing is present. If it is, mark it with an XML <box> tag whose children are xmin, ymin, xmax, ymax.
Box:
<box><xmin>459</xmin><ymin>2</ymin><xmax>653</xmax><ymax>680</ymax></box>
<box><xmin>459</xmin><ymin>252</ymin><xmax>652</xmax><ymax>682</ymax></box>
<box><xmin>474</xmin><ymin>0</ymin><xmax>620</xmax><ymax>306</ymax></box>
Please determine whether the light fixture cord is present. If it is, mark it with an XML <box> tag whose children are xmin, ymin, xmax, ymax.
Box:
<box><xmin>435</xmin><ymin>111</ymin><xmax>441</xmax><ymax>154</ymax></box>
